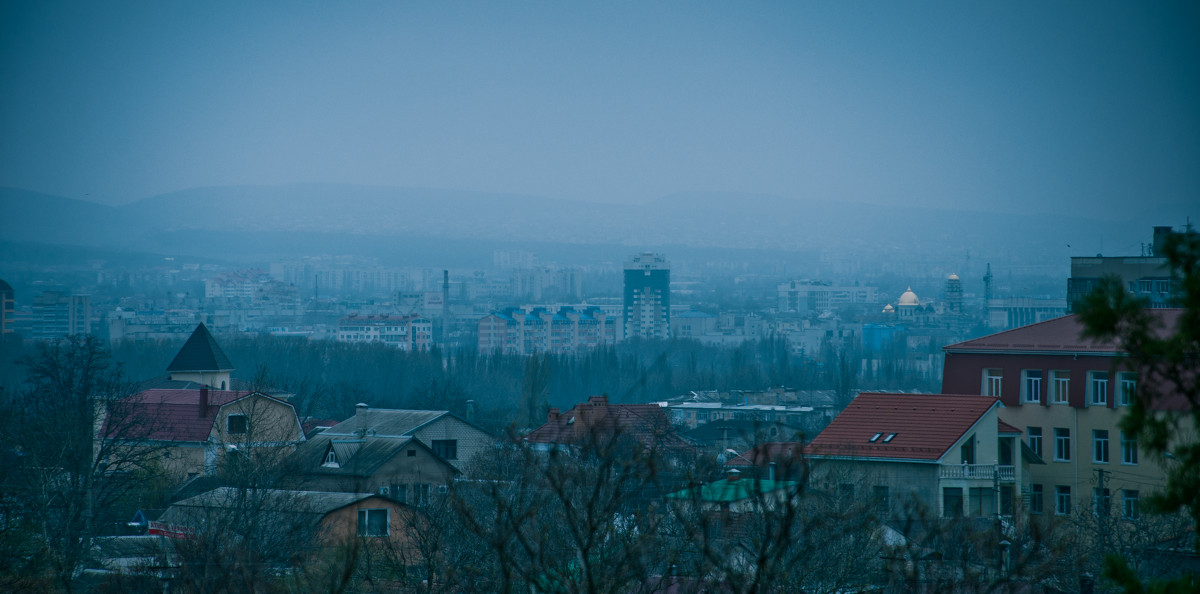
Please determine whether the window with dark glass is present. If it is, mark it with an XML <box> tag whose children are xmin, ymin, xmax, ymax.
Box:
<box><xmin>227</xmin><ymin>414</ymin><xmax>248</xmax><ymax>435</ymax></box>
<box><xmin>357</xmin><ymin>508</ymin><xmax>388</xmax><ymax>537</ymax></box>
<box><xmin>432</xmin><ymin>439</ymin><xmax>458</xmax><ymax>460</ymax></box>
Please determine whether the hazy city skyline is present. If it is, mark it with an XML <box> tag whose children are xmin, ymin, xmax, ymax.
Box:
<box><xmin>2</xmin><ymin>2</ymin><xmax>1197</xmax><ymax>222</ymax></box>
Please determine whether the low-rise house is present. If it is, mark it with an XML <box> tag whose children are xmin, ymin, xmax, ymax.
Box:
<box><xmin>685</xmin><ymin>420</ymin><xmax>805</xmax><ymax>455</ymax></box>
<box><xmin>806</xmin><ymin>392</ymin><xmax>1035</xmax><ymax>519</ymax></box>
<box><xmin>105</xmin><ymin>387</ymin><xmax>305</xmax><ymax>481</ymax></box>
<box><xmin>156</xmin><ymin>487</ymin><xmax>413</xmax><ymax>550</ymax></box>
<box><xmin>293</xmin><ymin>405</ymin><xmax>494</xmax><ymax>499</ymax></box>
<box><xmin>296</xmin><ymin>432</ymin><xmax>460</xmax><ymax>503</ymax></box>
<box><xmin>723</xmin><ymin>441</ymin><xmax>808</xmax><ymax>482</ymax></box>
<box><xmin>523</xmin><ymin>396</ymin><xmax>695</xmax><ymax>454</ymax></box>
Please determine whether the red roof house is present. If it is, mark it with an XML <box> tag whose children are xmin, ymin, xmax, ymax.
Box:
<box><xmin>803</xmin><ymin>392</ymin><xmax>1026</xmax><ymax>519</ymax></box>
<box><xmin>104</xmin><ymin>387</ymin><xmax>304</xmax><ymax>481</ymax></box>
<box><xmin>941</xmin><ymin>311</ymin><xmax>1184</xmax><ymax>517</ymax></box>
<box><xmin>523</xmin><ymin>396</ymin><xmax>694</xmax><ymax>454</ymax></box>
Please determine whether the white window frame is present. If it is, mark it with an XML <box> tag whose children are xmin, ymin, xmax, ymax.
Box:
<box><xmin>1122</xmin><ymin>490</ymin><xmax>1139</xmax><ymax>519</ymax></box>
<box><xmin>1092</xmin><ymin>430</ymin><xmax>1109</xmax><ymax>464</ymax></box>
<box><xmin>1021</xmin><ymin>370</ymin><xmax>1043</xmax><ymax>404</ymax></box>
<box><xmin>1118</xmin><ymin>372</ymin><xmax>1136</xmax><ymax>406</ymax></box>
<box><xmin>1121</xmin><ymin>431</ymin><xmax>1138</xmax><ymax>465</ymax></box>
<box><xmin>983</xmin><ymin>369</ymin><xmax>1003</xmax><ymax>397</ymax></box>
<box><xmin>1055</xmin><ymin>486</ymin><xmax>1071</xmax><ymax>516</ymax></box>
<box><xmin>1030</xmin><ymin>484</ymin><xmax>1043</xmax><ymax>514</ymax></box>
<box><xmin>1027</xmin><ymin>427</ymin><xmax>1042</xmax><ymax>458</ymax></box>
<box><xmin>1051</xmin><ymin>371</ymin><xmax>1070</xmax><ymax>404</ymax></box>
<box><xmin>1054</xmin><ymin>428</ymin><xmax>1070</xmax><ymax>462</ymax></box>
<box><xmin>1089</xmin><ymin>371</ymin><xmax>1109</xmax><ymax>406</ymax></box>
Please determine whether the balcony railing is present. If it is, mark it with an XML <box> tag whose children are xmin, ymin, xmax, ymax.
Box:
<box><xmin>940</xmin><ymin>464</ymin><xmax>1015</xmax><ymax>482</ymax></box>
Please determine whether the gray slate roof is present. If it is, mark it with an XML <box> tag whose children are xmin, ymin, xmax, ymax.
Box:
<box><xmin>322</xmin><ymin>409</ymin><xmax>448</xmax><ymax>438</ymax></box>
<box><xmin>298</xmin><ymin>433</ymin><xmax>459</xmax><ymax>477</ymax></box>
<box><xmin>166</xmin><ymin>323</ymin><xmax>234</xmax><ymax>373</ymax></box>
<box><xmin>162</xmin><ymin>487</ymin><xmax>375</xmax><ymax>519</ymax></box>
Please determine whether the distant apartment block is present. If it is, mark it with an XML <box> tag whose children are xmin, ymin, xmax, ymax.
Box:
<box><xmin>205</xmin><ymin>269</ymin><xmax>272</xmax><ymax>300</ymax></box>
<box><xmin>337</xmin><ymin>314</ymin><xmax>432</xmax><ymax>351</ymax></box>
<box><xmin>32</xmin><ymin>291</ymin><xmax>90</xmax><ymax>341</ymax></box>
<box><xmin>986</xmin><ymin>297</ymin><xmax>1067</xmax><ymax>330</ymax></box>
<box><xmin>624</xmin><ymin>252</ymin><xmax>670</xmax><ymax>340</ymax></box>
<box><xmin>0</xmin><ymin>278</ymin><xmax>13</xmax><ymax>335</ymax></box>
<box><xmin>270</xmin><ymin>260</ymin><xmax>415</xmax><ymax>296</ymax></box>
<box><xmin>478</xmin><ymin>306</ymin><xmax>617</xmax><ymax>355</ymax></box>
<box><xmin>777</xmin><ymin>280</ymin><xmax>878</xmax><ymax>315</ymax></box>
<box><xmin>1066</xmin><ymin>226</ymin><xmax>1179</xmax><ymax>311</ymax></box>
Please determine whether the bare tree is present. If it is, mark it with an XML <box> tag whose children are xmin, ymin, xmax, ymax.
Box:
<box><xmin>455</xmin><ymin>426</ymin><xmax>677</xmax><ymax>594</ymax></box>
<box><xmin>2</xmin><ymin>335</ymin><xmax>168</xmax><ymax>592</ymax></box>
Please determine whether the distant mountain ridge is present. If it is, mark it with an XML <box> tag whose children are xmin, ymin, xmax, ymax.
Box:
<box><xmin>0</xmin><ymin>183</ymin><xmax>1179</xmax><ymax>265</ymax></box>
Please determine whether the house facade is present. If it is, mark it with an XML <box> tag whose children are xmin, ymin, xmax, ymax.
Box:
<box><xmin>296</xmin><ymin>432</ymin><xmax>460</xmax><ymax>502</ymax></box>
<box><xmin>107</xmin><ymin>388</ymin><xmax>305</xmax><ymax>481</ymax></box>
<box><xmin>805</xmin><ymin>392</ymin><xmax>1028</xmax><ymax>519</ymax></box>
<box><xmin>941</xmin><ymin>312</ymin><xmax>1182</xmax><ymax>519</ymax></box>
<box><xmin>156</xmin><ymin>488</ymin><xmax>414</xmax><ymax>547</ymax></box>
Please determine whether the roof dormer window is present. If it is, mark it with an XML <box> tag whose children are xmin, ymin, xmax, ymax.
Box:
<box><xmin>322</xmin><ymin>448</ymin><xmax>339</xmax><ymax>468</ymax></box>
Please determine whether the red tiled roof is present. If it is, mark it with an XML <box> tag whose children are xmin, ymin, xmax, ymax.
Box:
<box><xmin>103</xmin><ymin>389</ymin><xmax>282</xmax><ymax>443</ymax></box>
<box><xmin>523</xmin><ymin>395</ymin><xmax>693</xmax><ymax>451</ymax></box>
<box><xmin>943</xmin><ymin>310</ymin><xmax>1183</xmax><ymax>354</ymax></box>
<box><xmin>997</xmin><ymin>419</ymin><xmax>1022</xmax><ymax>435</ymax></box>
<box><xmin>807</xmin><ymin>393</ymin><xmax>999</xmax><ymax>462</ymax></box>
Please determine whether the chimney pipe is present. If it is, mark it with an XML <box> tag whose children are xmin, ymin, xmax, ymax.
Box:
<box><xmin>466</xmin><ymin>399</ymin><xmax>476</xmax><ymax>423</ymax></box>
<box><xmin>199</xmin><ymin>386</ymin><xmax>209</xmax><ymax>417</ymax></box>
<box><xmin>548</xmin><ymin>407</ymin><xmax>560</xmax><ymax>422</ymax></box>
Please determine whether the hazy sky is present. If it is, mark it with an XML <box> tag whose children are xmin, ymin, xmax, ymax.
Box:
<box><xmin>2</xmin><ymin>1</ymin><xmax>1197</xmax><ymax>217</ymax></box>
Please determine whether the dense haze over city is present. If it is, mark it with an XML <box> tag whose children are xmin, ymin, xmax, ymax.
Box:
<box><xmin>2</xmin><ymin>2</ymin><xmax>1200</xmax><ymax>591</ymax></box>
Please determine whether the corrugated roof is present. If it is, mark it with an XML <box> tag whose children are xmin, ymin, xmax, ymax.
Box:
<box><xmin>807</xmin><ymin>393</ymin><xmax>999</xmax><ymax>462</ymax></box>
<box><xmin>166</xmin><ymin>324</ymin><xmax>234</xmax><ymax>372</ymax></box>
<box><xmin>943</xmin><ymin>310</ymin><xmax>1183</xmax><ymax>354</ymax></box>
<box><xmin>321</xmin><ymin>409</ymin><xmax>448</xmax><ymax>438</ymax></box>
<box><xmin>160</xmin><ymin>487</ymin><xmax>380</xmax><ymax>527</ymax></box>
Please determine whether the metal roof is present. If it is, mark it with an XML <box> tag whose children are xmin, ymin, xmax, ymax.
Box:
<box><xmin>166</xmin><ymin>323</ymin><xmax>234</xmax><ymax>372</ymax></box>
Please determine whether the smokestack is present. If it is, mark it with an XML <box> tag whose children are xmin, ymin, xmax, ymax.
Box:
<box><xmin>356</xmin><ymin>402</ymin><xmax>369</xmax><ymax>437</ymax></box>
<box><xmin>199</xmin><ymin>386</ymin><xmax>209</xmax><ymax>418</ymax></box>
<box><xmin>548</xmin><ymin>407</ymin><xmax>560</xmax><ymax>423</ymax></box>
<box><xmin>466</xmin><ymin>399</ymin><xmax>476</xmax><ymax>423</ymax></box>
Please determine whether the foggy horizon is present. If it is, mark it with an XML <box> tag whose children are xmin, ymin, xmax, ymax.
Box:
<box><xmin>3</xmin><ymin>2</ymin><xmax>1198</xmax><ymax>219</ymax></box>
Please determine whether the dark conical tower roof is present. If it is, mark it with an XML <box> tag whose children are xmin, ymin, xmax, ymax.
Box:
<box><xmin>167</xmin><ymin>323</ymin><xmax>234</xmax><ymax>373</ymax></box>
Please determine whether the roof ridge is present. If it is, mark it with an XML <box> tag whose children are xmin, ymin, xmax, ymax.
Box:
<box><xmin>166</xmin><ymin>323</ymin><xmax>234</xmax><ymax>373</ymax></box>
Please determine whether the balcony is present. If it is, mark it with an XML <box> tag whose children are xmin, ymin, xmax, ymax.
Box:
<box><xmin>940</xmin><ymin>464</ymin><xmax>1015</xmax><ymax>483</ymax></box>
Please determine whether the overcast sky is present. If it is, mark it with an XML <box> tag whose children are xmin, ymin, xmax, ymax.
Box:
<box><xmin>2</xmin><ymin>1</ymin><xmax>1197</xmax><ymax>217</ymax></box>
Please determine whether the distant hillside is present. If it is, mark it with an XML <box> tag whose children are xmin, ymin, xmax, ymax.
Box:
<box><xmin>0</xmin><ymin>183</ymin><xmax>1183</xmax><ymax>266</ymax></box>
